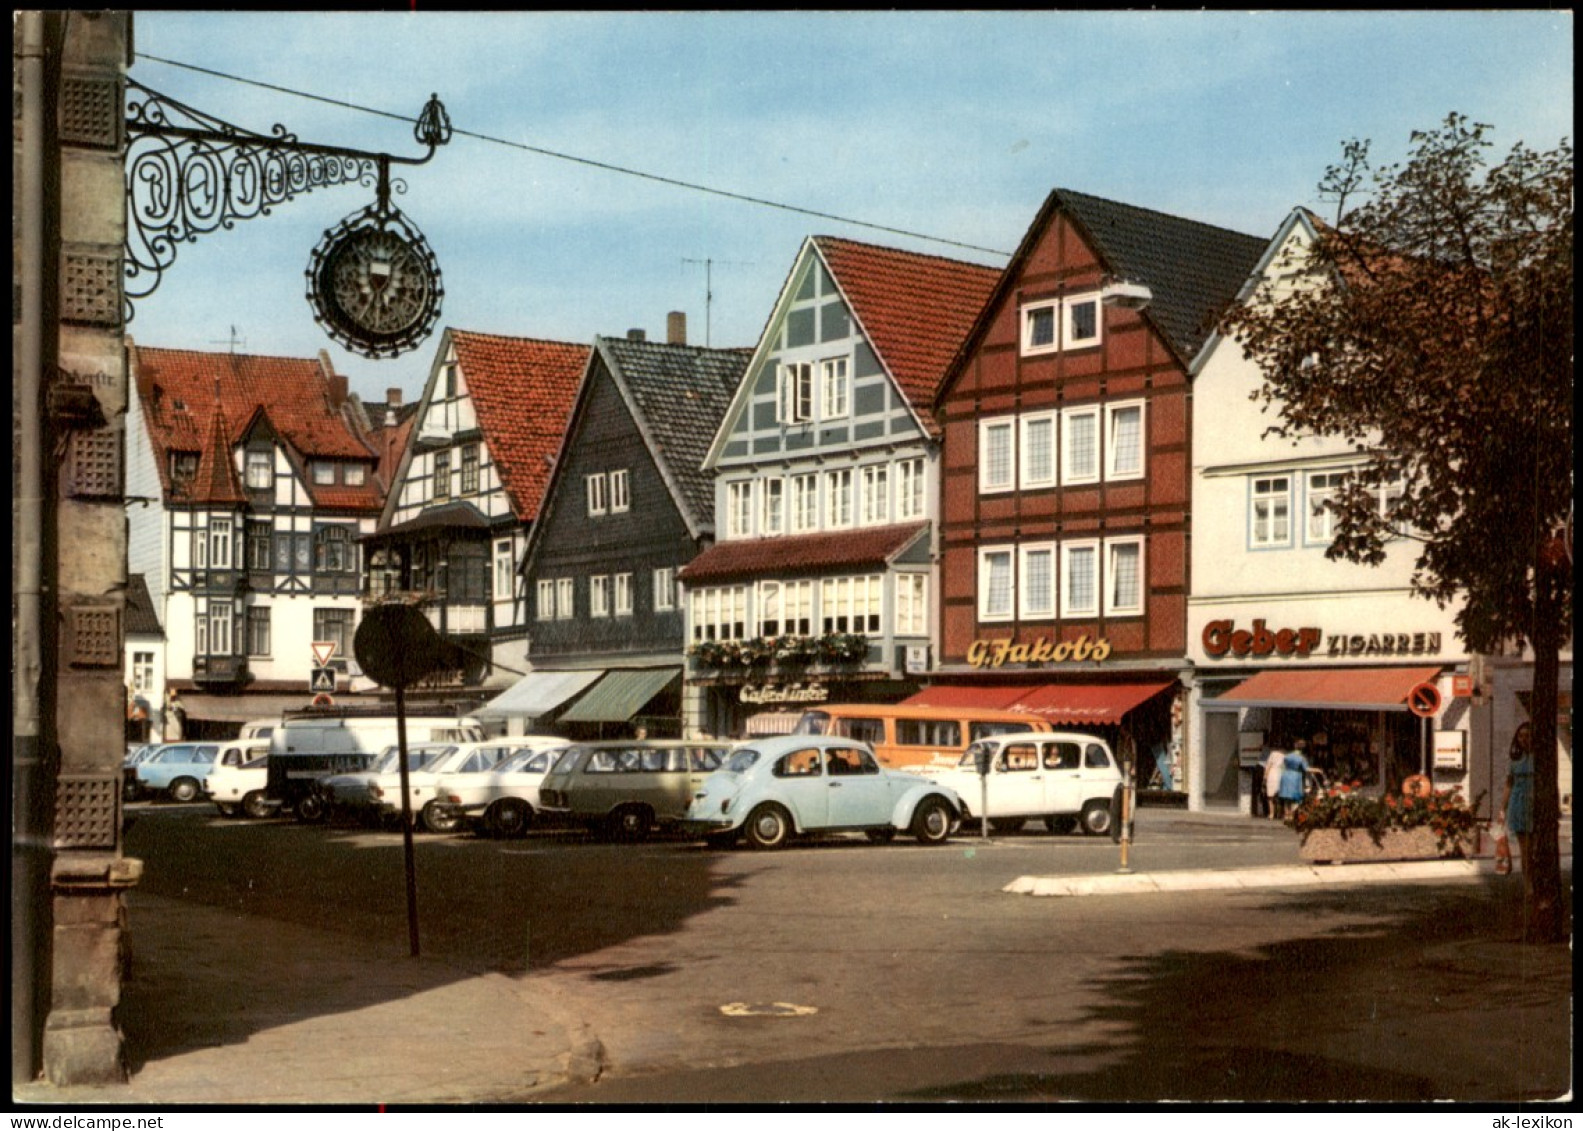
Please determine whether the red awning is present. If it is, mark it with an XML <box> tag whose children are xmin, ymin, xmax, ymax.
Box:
<box><xmin>903</xmin><ymin>681</ymin><xmax>1173</xmax><ymax>724</ymax></box>
<box><xmin>1213</xmin><ymin>666</ymin><xmax>1442</xmax><ymax>713</ymax></box>
<box><xmin>1012</xmin><ymin>682</ymin><xmax>1175</xmax><ymax>724</ymax></box>
<box><xmin>901</xmin><ymin>685</ymin><xmax>1029</xmax><ymax>711</ymax></box>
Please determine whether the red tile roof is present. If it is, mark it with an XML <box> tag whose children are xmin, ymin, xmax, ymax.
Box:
<box><xmin>449</xmin><ymin>331</ymin><xmax>591</xmax><ymax>521</ymax></box>
<box><xmin>813</xmin><ymin>237</ymin><xmax>1001</xmax><ymax>428</ymax></box>
<box><xmin>131</xmin><ymin>346</ymin><xmax>381</xmax><ymax>510</ymax></box>
<box><xmin>679</xmin><ymin>522</ymin><xmax>929</xmax><ymax>584</ymax></box>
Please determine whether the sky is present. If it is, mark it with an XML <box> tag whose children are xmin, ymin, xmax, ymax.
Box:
<box><xmin>126</xmin><ymin>11</ymin><xmax>1574</xmax><ymax>406</ymax></box>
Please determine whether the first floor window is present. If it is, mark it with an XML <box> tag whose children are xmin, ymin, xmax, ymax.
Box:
<box><xmin>614</xmin><ymin>573</ymin><xmax>633</xmax><ymax>616</ymax></box>
<box><xmin>591</xmin><ymin>575</ymin><xmax>611</xmax><ymax>618</ymax></box>
<box><xmin>792</xmin><ymin>474</ymin><xmax>819</xmax><ymax>533</ymax></box>
<box><xmin>314</xmin><ymin>525</ymin><xmax>354</xmax><ymax>573</ymax></box>
<box><xmin>758</xmin><ymin>580</ymin><xmax>782</xmax><ymax>638</ymax></box>
<box><xmin>1063</xmin><ymin>408</ymin><xmax>1099</xmax><ymax>484</ymax></box>
<box><xmin>1306</xmin><ymin>470</ymin><xmax>1347</xmax><ymax>543</ymax></box>
<box><xmin>132</xmin><ymin>651</ymin><xmax>155</xmax><ymax>693</ymax></box>
<box><xmin>1021</xmin><ymin>413</ymin><xmax>1056</xmax><ymax>488</ymax></box>
<box><xmin>761</xmin><ymin>477</ymin><xmax>784</xmax><ymax>535</ymax></box>
<box><xmin>860</xmin><ymin>464</ymin><xmax>888</xmax><ymax>526</ymax></box>
<box><xmin>978</xmin><ymin>548</ymin><xmax>1014</xmax><ymax>621</ymax></box>
<box><xmin>1106</xmin><ymin>402</ymin><xmax>1145</xmax><ymax>480</ymax></box>
<box><xmin>210</xmin><ymin>517</ymin><xmax>235</xmax><ymax>570</ymax></box>
<box><xmin>1061</xmin><ymin>541</ymin><xmax>1099</xmax><ymax>619</ymax></box>
<box><xmin>824</xmin><ymin>469</ymin><xmax>853</xmax><ymax>529</ymax></box>
<box><xmin>246</xmin><ymin>522</ymin><xmax>272</xmax><ymax>571</ymax></box>
<box><xmin>1019</xmin><ymin>544</ymin><xmax>1056</xmax><ymax>619</ymax></box>
<box><xmin>368</xmin><ymin>549</ymin><xmax>401</xmax><ymax>597</ymax></box>
<box><xmin>460</xmin><ymin>444</ymin><xmax>480</xmax><ymax>495</ymax></box>
<box><xmin>653</xmin><ymin>567</ymin><xmax>677</xmax><ymax>612</ymax></box>
<box><xmin>432</xmin><ymin>451</ymin><xmax>450</xmax><ymax>501</ymax></box>
<box><xmin>494</xmin><ymin>540</ymin><xmax>514</xmax><ymax>600</ymax></box>
<box><xmin>1252</xmin><ymin>476</ymin><xmax>1292</xmax><ymax>547</ymax></box>
<box><xmin>556</xmin><ymin>577</ymin><xmax>574</xmax><ymax>620</ymax></box>
<box><xmin>691</xmin><ymin>586</ymin><xmax>748</xmax><ymax>641</ymax></box>
<box><xmin>980</xmin><ymin>418</ymin><xmax>1015</xmax><ymax>493</ymax></box>
<box><xmin>246</xmin><ymin>607</ymin><xmax>271</xmax><ymax>657</ymax></box>
<box><xmin>536</xmin><ymin>579</ymin><xmax>556</xmax><ymax>620</ymax></box>
<box><xmin>821</xmin><ymin>575</ymin><xmax>882</xmax><ymax>634</ymax></box>
<box><xmin>194</xmin><ymin>526</ymin><xmax>208</xmax><ymax>569</ymax></box>
<box><xmin>726</xmin><ymin>480</ymin><xmax>754</xmax><ymax>538</ymax></box>
<box><xmin>209</xmin><ymin>603</ymin><xmax>233</xmax><ymax>655</ymax></box>
<box><xmin>1105</xmin><ymin>538</ymin><xmax>1144</xmax><ymax>616</ymax></box>
<box><xmin>610</xmin><ymin>468</ymin><xmax>630</xmax><ymax>513</ymax></box>
<box><xmin>896</xmin><ymin>573</ymin><xmax>928</xmax><ymax>636</ymax></box>
<box><xmin>313</xmin><ymin>608</ymin><xmax>353</xmax><ymax>658</ymax></box>
<box><xmin>895</xmin><ymin>457</ymin><xmax>925</xmax><ymax>520</ymax></box>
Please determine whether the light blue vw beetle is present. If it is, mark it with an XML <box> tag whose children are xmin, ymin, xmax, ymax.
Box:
<box><xmin>683</xmin><ymin>734</ymin><xmax>963</xmax><ymax>850</ymax></box>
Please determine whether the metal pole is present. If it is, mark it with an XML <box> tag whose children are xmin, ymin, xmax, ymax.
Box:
<box><xmin>394</xmin><ymin>683</ymin><xmax>420</xmax><ymax>957</ymax></box>
<box><xmin>1118</xmin><ymin>760</ymin><xmax>1134</xmax><ymax>874</ymax></box>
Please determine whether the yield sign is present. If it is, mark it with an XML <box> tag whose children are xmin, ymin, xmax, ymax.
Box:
<box><xmin>311</xmin><ymin>640</ymin><xmax>338</xmax><ymax>667</ymax></box>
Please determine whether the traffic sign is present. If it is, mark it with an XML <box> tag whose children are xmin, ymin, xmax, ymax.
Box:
<box><xmin>1452</xmin><ymin>674</ymin><xmax>1474</xmax><ymax>698</ymax></box>
<box><xmin>310</xmin><ymin>667</ymin><xmax>337</xmax><ymax>694</ymax></box>
<box><xmin>312</xmin><ymin>641</ymin><xmax>338</xmax><ymax>667</ymax></box>
<box><xmin>1407</xmin><ymin>681</ymin><xmax>1442</xmax><ymax>719</ymax></box>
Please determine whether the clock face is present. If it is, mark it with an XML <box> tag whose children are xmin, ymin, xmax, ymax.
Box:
<box><xmin>308</xmin><ymin>212</ymin><xmax>442</xmax><ymax>358</ymax></box>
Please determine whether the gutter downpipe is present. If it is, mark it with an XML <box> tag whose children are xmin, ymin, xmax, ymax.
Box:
<box><xmin>13</xmin><ymin>9</ymin><xmax>52</xmax><ymax>1086</ymax></box>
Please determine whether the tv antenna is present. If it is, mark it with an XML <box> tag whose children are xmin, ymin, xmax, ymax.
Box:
<box><xmin>211</xmin><ymin>325</ymin><xmax>246</xmax><ymax>354</ymax></box>
<box><xmin>681</xmin><ymin>257</ymin><xmax>752</xmax><ymax>347</ymax></box>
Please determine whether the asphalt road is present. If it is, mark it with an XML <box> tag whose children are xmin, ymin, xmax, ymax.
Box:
<box><xmin>121</xmin><ymin>802</ymin><xmax>1571</xmax><ymax>1103</ymax></box>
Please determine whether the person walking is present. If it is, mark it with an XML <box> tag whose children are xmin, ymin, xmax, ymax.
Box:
<box><xmin>1264</xmin><ymin>743</ymin><xmax>1287</xmax><ymax>820</ymax></box>
<box><xmin>1277</xmin><ymin>739</ymin><xmax>1312</xmax><ymax>818</ymax></box>
<box><xmin>1499</xmin><ymin>723</ymin><xmax>1535</xmax><ymax>900</ymax></box>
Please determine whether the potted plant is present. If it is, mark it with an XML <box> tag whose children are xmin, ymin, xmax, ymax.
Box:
<box><xmin>1288</xmin><ymin>781</ymin><xmax>1485</xmax><ymax>863</ymax></box>
<box><xmin>817</xmin><ymin>632</ymin><xmax>870</xmax><ymax>664</ymax></box>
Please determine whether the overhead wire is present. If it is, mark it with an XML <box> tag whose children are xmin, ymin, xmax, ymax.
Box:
<box><xmin>134</xmin><ymin>52</ymin><xmax>1014</xmax><ymax>259</ymax></box>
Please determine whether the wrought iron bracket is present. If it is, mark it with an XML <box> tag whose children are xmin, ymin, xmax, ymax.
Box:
<box><xmin>123</xmin><ymin>80</ymin><xmax>451</xmax><ymax>327</ymax></box>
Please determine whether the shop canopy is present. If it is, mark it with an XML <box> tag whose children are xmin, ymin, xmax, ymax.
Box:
<box><xmin>1212</xmin><ymin>666</ymin><xmax>1442</xmax><ymax>713</ymax></box>
<box><xmin>745</xmin><ymin>711</ymin><xmax>803</xmax><ymax>737</ymax></box>
<box><xmin>902</xmin><ymin>681</ymin><xmax>1174</xmax><ymax>724</ymax></box>
<box><xmin>474</xmin><ymin>669</ymin><xmax>603</xmax><ymax>720</ymax></box>
<box><xmin>557</xmin><ymin>668</ymin><xmax>680</xmax><ymax>724</ymax></box>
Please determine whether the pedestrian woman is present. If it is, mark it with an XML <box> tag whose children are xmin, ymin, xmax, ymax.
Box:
<box><xmin>1277</xmin><ymin>739</ymin><xmax>1313</xmax><ymax>818</ymax></box>
<box><xmin>1263</xmin><ymin>743</ymin><xmax>1286</xmax><ymax>820</ymax></box>
<box><xmin>1499</xmin><ymin>723</ymin><xmax>1535</xmax><ymax>899</ymax></box>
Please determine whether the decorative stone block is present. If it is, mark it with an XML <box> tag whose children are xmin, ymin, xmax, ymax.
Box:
<box><xmin>59</xmin><ymin>72</ymin><xmax>121</xmax><ymax>149</ymax></box>
<box><xmin>60</xmin><ymin>247</ymin><xmax>122</xmax><ymax>326</ymax></box>
<box><xmin>54</xmin><ymin>775</ymin><xmax>121</xmax><ymax>849</ymax></box>
<box><xmin>1298</xmin><ymin>826</ymin><xmax>1470</xmax><ymax>864</ymax></box>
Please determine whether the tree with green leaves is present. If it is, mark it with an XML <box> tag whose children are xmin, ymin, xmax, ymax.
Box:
<box><xmin>1221</xmin><ymin>114</ymin><xmax>1572</xmax><ymax>943</ymax></box>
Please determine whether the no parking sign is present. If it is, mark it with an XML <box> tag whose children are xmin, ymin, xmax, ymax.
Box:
<box><xmin>1407</xmin><ymin>681</ymin><xmax>1442</xmax><ymax>719</ymax></box>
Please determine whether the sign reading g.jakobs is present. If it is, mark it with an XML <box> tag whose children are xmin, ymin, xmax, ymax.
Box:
<box><xmin>967</xmin><ymin>635</ymin><xmax>1111</xmax><ymax>669</ymax></box>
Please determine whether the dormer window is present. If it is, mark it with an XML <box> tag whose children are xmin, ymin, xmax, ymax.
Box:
<box><xmin>244</xmin><ymin>449</ymin><xmax>272</xmax><ymax>490</ymax></box>
<box><xmin>1021</xmin><ymin>292</ymin><xmax>1103</xmax><ymax>355</ymax></box>
<box><xmin>170</xmin><ymin>452</ymin><xmax>198</xmax><ymax>485</ymax></box>
<box><xmin>312</xmin><ymin>462</ymin><xmax>335</xmax><ymax>486</ymax></box>
<box><xmin>344</xmin><ymin>463</ymin><xmax>366</xmax><ymax>487</ymax></box>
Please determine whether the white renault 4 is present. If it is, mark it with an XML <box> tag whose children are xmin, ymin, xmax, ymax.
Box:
<box><xmin>914</xmin><ymin>732</ymin><xmax>1121</xmax><ymax>835</ymax></box>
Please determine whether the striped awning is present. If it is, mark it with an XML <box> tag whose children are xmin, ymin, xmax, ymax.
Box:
<box><xmin>557</xmin><ymin>668</ymin><xmax>680</xmax><ymax>724</ymax></box>
<box><xmin>474</xmin><ymin>669</ymin><xmax>603</xmax><ymax>719</ymax></box>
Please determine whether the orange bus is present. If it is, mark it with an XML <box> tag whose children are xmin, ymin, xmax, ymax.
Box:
<box><xmin>791</xmin><ymin>703</ymin><xmax>1052</xmax><ymax>769</ymax></box>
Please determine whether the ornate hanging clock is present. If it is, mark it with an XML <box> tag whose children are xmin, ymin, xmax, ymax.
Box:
<box><xmin>307</xmin><ymin>203</ymin><xmax>444</xmax><ymax>359</ymax></box>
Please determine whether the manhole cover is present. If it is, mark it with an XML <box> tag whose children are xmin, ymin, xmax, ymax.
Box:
<box><xmin>720</xmin><ymin>1001</ymin><xmax>818</xmax><ymax>1018</ymax></box>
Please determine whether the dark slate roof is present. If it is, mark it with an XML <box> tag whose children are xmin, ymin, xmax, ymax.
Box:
<box><xmin>600</xmin><ymin>337</ymin><xmax>749</xmax><ymax>528</ymax></box>
<box><xmin>125</xmin><ymin>574</ymin><xmax>163</xmax><ymax>637</ymax></box>
<box><xmin>679</xmin><ymin>522</ymin><xmax>929</xmax><ymax>585</ymax></box>
<box><xmin>1053</xmin><ymin>188</ymin><xmax>1267</xmax><ymax>365</ymax></box>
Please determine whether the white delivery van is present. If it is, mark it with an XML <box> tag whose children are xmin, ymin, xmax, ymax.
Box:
<box><xmin>265</xmin><ymin>709</ymin><xmax>485</xmax><ymax>821</ymax></box>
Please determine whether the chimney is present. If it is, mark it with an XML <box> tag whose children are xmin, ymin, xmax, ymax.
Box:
<box><xmin>385</xmin><ymin>387</ymin><xmax>403</xmax><ymax>426</ymax></box>
<box><xmin>667</xmin><ymin>311</ymin><xmax>687</xmax><ymax>346</ymax></box>
<box><xmin>627</xmin><ymin>328</ymin><xmax>646</xmax><ymax>342</ymax></box>
<box><xmin>327</xmin><ymin>371</ymin><xmax>348</xmax><ymax>407</ymax></box>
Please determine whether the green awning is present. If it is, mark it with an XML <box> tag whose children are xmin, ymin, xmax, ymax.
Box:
<box><xmin>556</xmin><ymin>668</ymin><xmax>680</xmax><ymax>723</ymax></box>
<box><xmin>474</xmin><ymin>669</ymin><xmax>603</xmax><ymax>719</ymax></box>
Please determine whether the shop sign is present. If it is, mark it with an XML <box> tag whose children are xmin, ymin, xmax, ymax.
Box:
<box><xmin>967</xmin><ymin>634</ymin><xmax>1111</xmax><ymax>669</ymax></box>
<box><xmin>740</xmin><ymin>682</ymin><xmax>829</xmax><ymax>705</ymax></box>
<box><xmin>1202</xmin><ymin>618</ymin><xmax>1443</xmax><ymax>661</ymax></box>
<box><xmin>1433</xmin><ymin>730</ymin><xmax>1466</xmax><ymax>771</ymax></box>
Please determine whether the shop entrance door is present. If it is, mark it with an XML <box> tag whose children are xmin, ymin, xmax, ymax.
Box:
<box><xmin>1204</xmin><ymin>711</ymin><xmax>1241</xmax><ymax>805</ymax></box>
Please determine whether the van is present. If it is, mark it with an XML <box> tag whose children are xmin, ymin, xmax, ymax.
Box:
<box><xmin>239</xmin><ymin>718</ymin><xmax>279</xmax><ymax>741</ymax></box>
<box><xmin>266</xmin><ymin>709</ymin><xmax>484</xmax><ymax>821</ymax></box>
<box><xmin>913</xmin><ymin>731</ymin><xmax>1123</xmax><ymax>836</ymax></box>
<box><xmin>538</xmin><ymin>740</ymin><xmax>734</xmax><ymax>840</ymax></box>
<box><xmin>792</xmin><ymin>704</ymin><xmax>1052</xmax><ymax>769</ymax></box>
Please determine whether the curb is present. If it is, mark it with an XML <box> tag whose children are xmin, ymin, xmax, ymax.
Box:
<box><xmin>1006</xmin><ymin>857</ymin><xmax>1495</xmax><ymax>897</ymax></box>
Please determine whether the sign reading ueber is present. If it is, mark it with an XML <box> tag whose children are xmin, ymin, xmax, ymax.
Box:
<box><xmin>967</xmin><ymin>634</ymin><xmax>1111</xmax><ymax>669</ymax></box>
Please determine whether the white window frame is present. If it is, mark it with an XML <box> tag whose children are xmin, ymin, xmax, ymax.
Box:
<box><xmin>977</xmin><ymin>546</ymin><xmax>1015</xmax><ymax>623</ymax></box>
<box><xmin>1251</xmin><ymin>475</ymin><xmax>1293</xmax><ymax>549</ymax></box>
<box><xmin>653</xmin><ymin>567</ymin><xmax>676</xmax><ymax>612</ymax></box>
<box><xmin>760</xmin><ymin>477</ymin><xmax>784</xmax><ymax>536</ymax></box>
<box><xmin>859</xmin><ymin>464</ymin><xmax>889</xmax><ymax>527</ymax></box>
<box><xmin>590</xmin><ymin>575</ymin><xmax>611</xmax><ymax>618</ymax></box>
<box><xmin>979</xmin><ymin>417</ymin><xmax>1016</xmax><ymax>494</ymax></box>
<box><xmin>777</xmin><ymin>361</ymin><xmax>814</xmax><ymax>424</ymax></box>
<box><xmin>1064</xmin><ymin>293</ymin><xmax>1102</xmax><ymax>349</ymax></box>
<box><xmin>1021</xmin><ymin>299</ymin><xmax>1060</xmax><ymax>355</ymax></box>
<box><xmin>824</xmin><ymin>468</ymin><xmax>853</xmax><ymax>530</ymax></box>
<box><xmin>132</xmin><ymin>651</ymin><xmax>155</xmax><ymax>693</ymax></box>
<box><xmin>209</xmin><ymin>517</ymin><xmax>233</xmax><ymax>570</ymax></box>
<box><xmin>820</xmin><ymin>356</ymin><xmax>850</xmax><ymax>419</ymax></box>
<box><xmin>1018</xmin><ymin>543</ymin><xmax>1057</xmax><ymax>620</ymax></box>
<box><xmin>1020</xmin><ymin>411</ymin><xmax>1058</xmax><ymax>489</ymax></box>
<box><xmin>614</xmin><ymin>573</ymin><xmax>633</xmax><ymax>617</ymax></box>
<box><xmin>312</xmin><ymin>462</ymin><xmax>335</xmax><ymax>486</ymax></box>
<box><xmin>690</xmin><ymin>585</ymin><xmax>748</xmax><ymax>642</ymax></box>
<box><xmin>1103</xmin><ymin>535</ymin><xmax>1145</xmax><ymax>617</ymax></box>
<box><xmin>244</xmin><ymin>450</ymin><xmax>272</xmax><ymax>490</ymax></box>
<box><xmin>609</xmin><ymin>468</ymin><xmax>630</xmax><ymax>513</ymax></box>
<box><xmin>782</xmin><ymin>579</ymin><xmax>813</xmax><ymax>636</ymax></box>
<box><xmin>1021</xmin><ymin>293</ymin><xmax>1103</xmax><ymax>354</ymax></box>
<box><xmin>895</xmin><ymin>457</ymin><xmax>925</xmax><ymax>521</ymax></box>
<box><xmin>209</xmin><ymin>602</ymin><xmax>233</xmax><ymax>656</ymax></box>
<box><xmin>726</xmin><ymin>480</ymin><xmax>755</xmax><ymax>539</ymax></box>
<box><xmin>536</xmin><ymin>579</ymin><xmax>556</xmax><ymax>621</ymax></box>
<box><xmin>555</xmin><ymin>577</ymin><xmax>574</xmax><ymax>620</ymax></box>
<box><xmin>494</xmin><ymin>540</ymin><xmax>514</xmax><ymax>600</ymax></box>
<box><xmin>1104</xmin><ymin>400</ymin><xmax>1146</xmax><ymax>481</ymax></box>
<box><xmin>585</xmin><ymin>473</ymin><xmax>608</xmax><ymax>517</ymax></box>
<box><xmin>344</xmin><ymin>463</ymin><xmax>366</xmax><ymax>486</ymax></box>
<box><xmin>791</xmin><ymin>473</ymin><xmax>819</xmax><ymax>533</ymax></box>
<box><xmin>1061</xmin><ymin>539</ymin><xmax>1100</xmax><ymax>619</ymax></box>
<box><xmin>1061</xmin><ymin>406</ymin><xmax>1101</xmax><ymax>486</ymax></box>
<box><xmin>194</xmin><ymin>524</ymin><xmax>208</xmax><ymax>569</ymax></box>
<box><xmin>1305</xmin><ymin>469</ymin><xmax>1347</xmax><ymax>545</ymax></box>
<box><xmin>896</xmin><ymin>573</ymin><xmax>929</xmax><ymax>636</ymax></box>
<box><xmin>757</xmin><ymin>580</ymin><xmax>783</xmax><ymax>637</ymax></box>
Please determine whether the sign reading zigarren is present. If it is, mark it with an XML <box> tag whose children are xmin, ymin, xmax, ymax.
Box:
<box><xmin>1202</xmin><ymin>618</ymin><xmax>1443</xmax><ymax>661</ymax></box>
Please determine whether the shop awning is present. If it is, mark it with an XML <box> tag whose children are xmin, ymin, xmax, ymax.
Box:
<box><xmin>474</xmin><ymin>669</ymin><xmax>603</xmax><ymax>720</ymax></box>
<box><xmin>180</xmin><ymin>692</ymin><xmax>331</xmax><ymax>723</ymax></box>
<box><xmin>1013</xmin><ymin>682</ymin><xmax>1175</xmax><ymax>724</ymax></box>
<box><xmin>557</xmin><ymin>668</ymin><xmax>680</xmax><ymax>724</ymax></box>
<box><xmin>1213</xmin><ymin>666</ymin><xmax>1442</xmax><ymax>713</ymax></box>
<box><xmin>901</xmin><ymin>685</ymin><xmax>1031</xmax><ymax>711</ymax></box>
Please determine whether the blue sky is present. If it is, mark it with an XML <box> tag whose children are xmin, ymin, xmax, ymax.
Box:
<box><xmin>128</xmin><ymin>11</ymin><xmax>1574</xmax><ymax>404</ymax></box>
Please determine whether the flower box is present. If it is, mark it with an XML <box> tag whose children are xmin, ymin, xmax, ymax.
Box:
<box><xmin>1297</xmin><ymin>825</ymin><xmax>1474</xmax><ymax>864</ymax></box>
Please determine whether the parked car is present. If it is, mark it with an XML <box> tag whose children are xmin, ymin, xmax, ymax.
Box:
<box><xmin>202</xmin><ymin>738</ymin><xmax>274</xmax><ymax>818</ymax></box>
<box><xmin>911</xmin><ymin>732</ymin><xmax>1122</xmax><ymax>836</ymax></box>
<box><xmin>318</xmin><ymin>743</ymin><xmax>514</xmax><ymax>832</ymax></box>
<box><xmin>430</xmin><ymin>737</ymin><xmax>569</xmax><ymax>837</ymax></box>
<box><xmin>683</xmin><ymin>735</ymin><xmax>964</xmax><ymax>849</ymax></box>
<box><xmin>538</xmin><ymin>740</ymin><xmax>735</xmax><ymax>840</ymax></box>
<box><xmin>123</xmin><ymin>743</ymin><xmax>160</xmax><ymax>800</ymax></box>
<box><xmin>136</xmin><ymin>742</ymin><xmax>223</xmax><ymax>802</ymax></box>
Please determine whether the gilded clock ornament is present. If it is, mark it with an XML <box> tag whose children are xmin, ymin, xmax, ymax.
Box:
<box><xmin>307</xmin><ymin>202</ymin><xmax>444</xmax><ymax>359</ymax></box>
